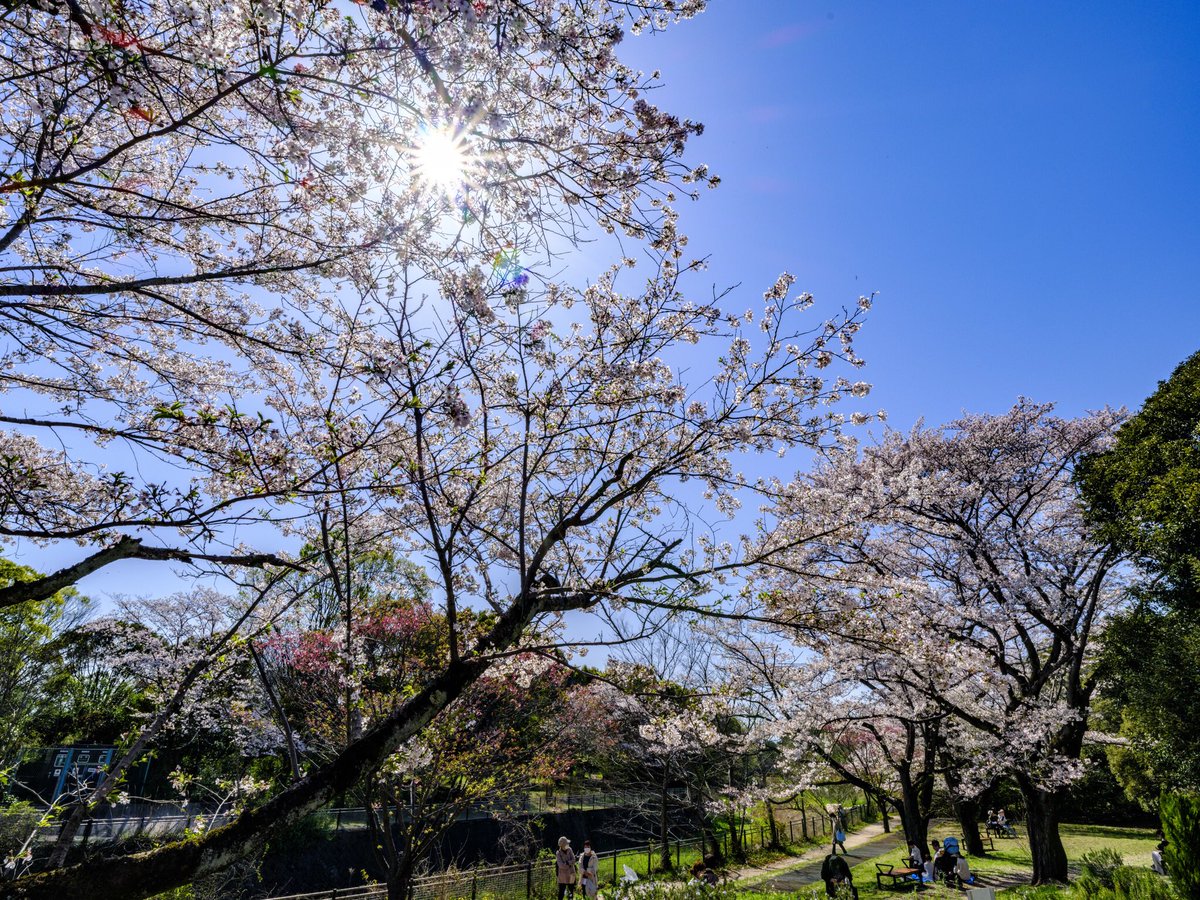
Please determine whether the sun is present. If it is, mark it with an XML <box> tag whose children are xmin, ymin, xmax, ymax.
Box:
<box><xmin>413</xmin><ymin>124</ymin><xmax>474</xmax><ymax>193</ymax></box>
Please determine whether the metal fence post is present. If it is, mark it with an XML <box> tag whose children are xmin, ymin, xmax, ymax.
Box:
<box><xmin>472</xmin><ymin>874</ymin><xmax>477</xmax><ymax>900</ymax></box>
<box><xmin>647</xmin><ymin>842</ymin><xmax>652</xmax><ymax>875</ymax></box>
<box><xmin>676</xmin><ymin>839</ymin><xmax>680</xmax><ymax>869</ymax></box>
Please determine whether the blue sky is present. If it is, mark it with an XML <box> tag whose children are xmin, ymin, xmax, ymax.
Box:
<box><xmin>22</xmin><ymin>2</ymin><xmax>1199</xmax><ymax>605</ymax></box>
<box><xmin>618</xmin><ymin>1</ymin><xmax>1200</xmax><ymax>429</ymax></box>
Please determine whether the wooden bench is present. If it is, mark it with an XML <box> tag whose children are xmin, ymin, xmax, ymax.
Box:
<box><xmin>875</xmin><ymin>863</ymin><xmax>924</xmax><ymax>892</ymax></box>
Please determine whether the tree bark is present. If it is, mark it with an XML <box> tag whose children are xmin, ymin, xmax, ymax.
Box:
<box><xmin>953</xmin><ymin>794</ymin><xmax>985</xmax><ymax>856</ymax></box>
<box><xmin>1015</xmin><ymin>773</ymin><xmax>1068</xmax><ymax>883</ymax></box>
<box><xmin>892</xmin><ymin>794</ymin><xmax>928</xmax><ymax>860</ymax></box>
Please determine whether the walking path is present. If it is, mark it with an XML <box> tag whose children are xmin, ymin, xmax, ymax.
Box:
<box><xmin>732</xmin><ymin>823</ymin><xmax>909</xmax><ymax>892</ymax></box>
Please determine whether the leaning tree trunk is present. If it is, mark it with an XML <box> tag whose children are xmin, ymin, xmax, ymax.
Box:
<box><xmin>6</xmin><ymin>585</ymin><xmax>554</xmax><ymax>900</ymax></box>
<box><xmin>1015</xmin><ymin>773</ymin><xmax>1069</xmax><ymax>883</ymax></box>
<box><xmin>954</xmin><ymin>794</ymin><xmax>986</xmax><ymax>856</ymax></box>
<box><xmin>944</xmin><ymin>766</ymin><xmax>986</xmax><ymax>856</ymax></box>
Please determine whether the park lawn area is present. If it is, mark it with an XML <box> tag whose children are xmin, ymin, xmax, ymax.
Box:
<box><xmin>739</xmin><ymin>824</ymin><xmax>1160</xmax><ymax>900</ymax></box>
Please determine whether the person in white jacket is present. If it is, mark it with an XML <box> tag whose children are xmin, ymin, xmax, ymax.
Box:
<box><xmin>578</xmin><ymin>840</ymin><xmax>600</xmax><ymax>899</ymax></box>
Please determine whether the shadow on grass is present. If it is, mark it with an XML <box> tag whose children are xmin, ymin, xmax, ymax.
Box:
<box><xmin>1060</xmin><ymin>824</ymin><xmax>1158</xmax><ymax>842</ymax></box>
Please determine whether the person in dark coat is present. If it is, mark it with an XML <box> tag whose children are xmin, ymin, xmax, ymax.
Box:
<box><xmin>821</xmin><ymin>852</ymin><xmax>854</xmax><ymax>897</ymax></box>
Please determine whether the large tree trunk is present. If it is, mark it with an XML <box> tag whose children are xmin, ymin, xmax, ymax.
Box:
<box><xmin>894</xmin><ymin>769</ymin><xmax>933</xmax><ymax>859</ymax></box>
<box><xmin>953</xmin><ymin>794</ymin><xmax>986</xmax><ymax>856</ymax></box>
<box><xmin>386</xmin><ymin>845</ymin><xmax>416</xmax><ymax>900</ymax></box>
<box><xmin>1015</xmin><ymin>774</ymin><xmax>1068</xmax><ymax>884</ymax></box>
<box><xmin>893</xmin><ymin>799</ymin><xmax>928</xmax><ymax>858</ymax></box>
<box><xmin>944</xmin><ymin>766</ymin><xmax>986</xmax><ymax>856</ymax></box>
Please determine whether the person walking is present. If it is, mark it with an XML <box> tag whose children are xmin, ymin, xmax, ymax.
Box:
<box><xmin>555</xmin><ymin>837</ymin><xmax>577</xmax><ymax>900</ymax></box>
<box><xmin>830</xmin><ymin>809</ymin><xmax>848</xmax><ymax>855</ymax></box>
<box><xmin>578</xmin><ymin>839</ymin><xmax>599</xmax><ymax>899</ymax></box>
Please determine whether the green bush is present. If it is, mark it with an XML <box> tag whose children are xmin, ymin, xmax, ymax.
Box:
<box><xmin>1011</xmin><ymin>885</ymin><xmax>1079</xmax><ymax>900</ymax></box>
<box><xmin>1162</xmin><ymin>792</ymin><xmax>1200</xmax><ymax>900</ymax></box>
<box><xmin>1081</xmin><ymin>849</ymin><xmax>1126</xmax><ymax>889</ymax></box>
<box><xmin>604</xmin><ymin>879</ymin><xmax>740</xmax><ymax>900</ymax></box>
<box><xmin>1076</xmin><ymin>874</ymin><xmax>1118</xmax><ymax>900</ymax></box>
<box><xmin>1112</xmin><ymin>866</ymin><xmax>1176</xmax><ymax>900</ymax></box>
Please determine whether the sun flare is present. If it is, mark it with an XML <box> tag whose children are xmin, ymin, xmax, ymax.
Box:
<box><xmin>413</xmin><ymin>125</ymin><xmax>473</xmax><ymax>192</ymax></box>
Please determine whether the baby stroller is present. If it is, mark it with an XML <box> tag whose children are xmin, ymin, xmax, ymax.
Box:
<box><xmin>933</xmin><ymin>839</ymin><xmax>964</xmax><ymax>889</ymax></box>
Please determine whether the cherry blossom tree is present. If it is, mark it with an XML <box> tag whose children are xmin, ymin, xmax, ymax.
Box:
<box><xmin>0</xmin><ymin>0</ymin><xmax>712</xmax><ymax>606</ymax></box>
<box><xmin>0</xmin><ymin>2</ymin><xmax>889</xmax><ymax>896</ymax></box>
<box><xmin>713</xmin><ymin>625</ymin><xmax>942</xmax><ymax>855</ymax></box>
<box><xmin>759</xmin><ymin>401</ymin><xmax>1127</xmax><ymax>883</ymax></box>
<box><xmin>43</xmin><ymin>581</ymin><xmax>294</xmax><ymax>866</ymax></box>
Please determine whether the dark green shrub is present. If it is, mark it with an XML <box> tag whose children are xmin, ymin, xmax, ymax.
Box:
<box><xmin>1112</xmin><ymin>866</ymin><xmax>1176</xmax><ymax>900</ymax></box>
<box><xmin>1162</xmin><ymin>792</ymin><xmax>1200</xmax><ymax>900</ymax></box>
<box><xmin>1081</xmin><ymin>849</ymin><xmax>1126</xmax><ymax>890</ymax></box>
<box><xmin>1013</xmin><ymin>887</ymin><xmax>1075</xmax><ymax>900</ymax></box>
<box><xmin>1077</xmin><ymin>873</ymin><xmax>1119</xmax><ymax>900</ymax></box>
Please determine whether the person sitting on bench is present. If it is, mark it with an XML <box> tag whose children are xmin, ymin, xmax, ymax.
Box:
<box><xmin>996</xmin><ymin>809</ymin><xmax>1016</xmax><ymax>837</ymax></box>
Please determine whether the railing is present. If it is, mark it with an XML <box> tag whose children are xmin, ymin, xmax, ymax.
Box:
<box><xmin>28</xmin><ymin>789</ymin><xmax>693</xmax><ymax>844</ymax></box>
<box><xmin>265</xmin><ymin>805</ymin><xmax>866</xmax><ymax>900</ymax></box>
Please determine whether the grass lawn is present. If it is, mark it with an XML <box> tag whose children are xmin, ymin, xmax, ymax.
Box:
<box><xmin>737</xmin><ymin>823</ymin><xmax>1160</xmax><ymax>900</ymax></box>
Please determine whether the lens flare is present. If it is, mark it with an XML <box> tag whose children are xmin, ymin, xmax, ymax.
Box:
<box><xmin>413</xmin><ymin>125</ymin><xmax>472</xmax><ymax>192</ymax></box>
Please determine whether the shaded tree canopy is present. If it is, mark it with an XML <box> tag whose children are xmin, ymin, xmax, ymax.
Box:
<box><xmin>1077</xmin><ymin>349</ymin><xmax>1200</xmax><ymax>610</ymax></box>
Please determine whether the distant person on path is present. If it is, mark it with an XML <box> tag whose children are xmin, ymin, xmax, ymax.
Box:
<box><xmin>829</xmin><ymin>808</ymin><xmax>847</xmax><ymax>854</ymax></box>
<box><xmin>555</xmin><ymin>836</ymin><xmax>577</xmax><ymax>900</ymax></box>
<box><xmin>578</xmin><ymin>839</ymin><xmax>599</xmax><ymax>899</ymax></box>
<box><xmin>820</xmin><ymin>851</ymin><xmax>854</xmax><ymax>898</ymax></box>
